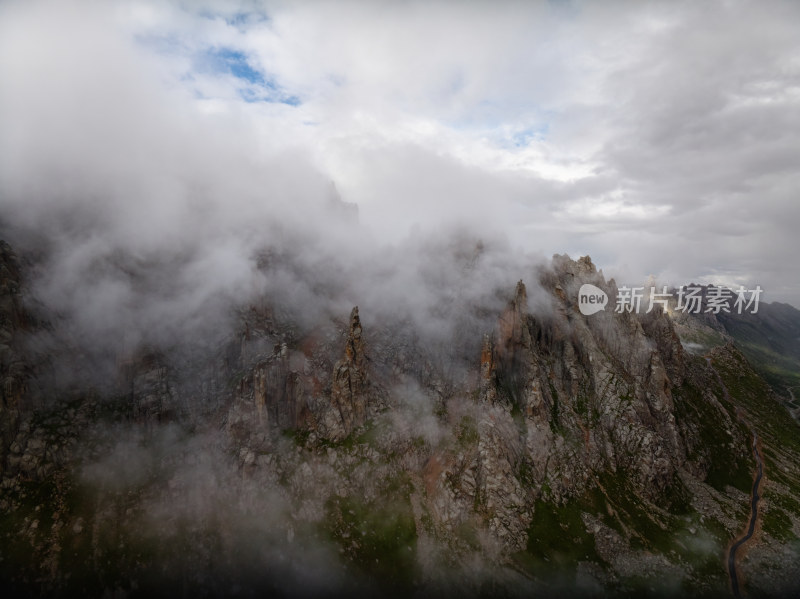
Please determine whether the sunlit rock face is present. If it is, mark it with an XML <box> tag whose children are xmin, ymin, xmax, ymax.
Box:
<box><xmin>416</xmin><ymin>255</ymin><xmax>698</xmax><ymax>556</ymax></box>
<box><xmin>531</xmin><ymin>256</ymin><xmax>688</xmax><ymax>503</ymax></box>
<box><xmin>465</xmin><ymin>257</ymin><xmax>689</xmax><ymax>506</ymax></box>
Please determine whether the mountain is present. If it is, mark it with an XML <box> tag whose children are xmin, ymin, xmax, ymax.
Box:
<box><xmin>1</xmin><ymin>239</ymin><xmax>799</xmax><ymax>598</ymax></box>
<box><xmin>669</xmin><ymin>286</ymin><xmax>800</xmax><ymax>420</ymax></box>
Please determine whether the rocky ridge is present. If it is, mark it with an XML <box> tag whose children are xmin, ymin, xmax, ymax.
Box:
<box><xmin>1</xmin><ymin>241</ymin><xmax>799</xmax><ymax>597</ymax></box>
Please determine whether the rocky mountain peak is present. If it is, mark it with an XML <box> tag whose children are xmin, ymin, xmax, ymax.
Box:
<box><xmin>513</xmin><ymin>279</ymin><xmax>527</xmax><ymax>305</ymax></box>
<box><xmin>319</xmin><ymin>306</ymin><xmax>370</xmax><ymax>441</ymax></box>
<box><xmin>497</xmin><ymin>280</ymin><xmax>530</xmax><ymax>352</ymax></box>
<box><xmin>343</xmin><ymin>306</ymin><xmax>364</xmax><ymax>362</ymax></box>
<box><xmin>577</xmin><ymin>254</ymin><xmax>596</xmax><ymax>274</ymax></box>
<box><xmin>551</xmin><ymin>253</ymin><xmax>597</xmax><ymax>278</ymax></box>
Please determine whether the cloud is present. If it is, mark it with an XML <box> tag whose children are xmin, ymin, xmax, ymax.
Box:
<box><xmin>1</xmin><ymin>0</ymin><xmax>799</xmax><ymax>339</ymax></box>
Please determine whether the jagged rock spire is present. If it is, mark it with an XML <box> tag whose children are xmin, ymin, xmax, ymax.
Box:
<box><xmin>327</xmin><ymin>306</ymin><xmax>369</xmax><ymax>440</ymax></box>
<box><xmin>480</xmin><ymin>280</ymin><xmax>533</xmax><ymax>406</ymax></box>
<box><xmin>343</xmin><ymin>307</ymin><xmax>364</xmax><ymax>362</ymax></box>
<box><xmin>497</xmin><ymin>280</ymin><xmax>531</xmax><ymax>357</ymax></box>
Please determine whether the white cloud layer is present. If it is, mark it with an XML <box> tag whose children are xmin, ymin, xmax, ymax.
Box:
<box><xmin>2</xmin><ymin>0</ymin><xmax>799</xmax><ymax>304</ymax></box>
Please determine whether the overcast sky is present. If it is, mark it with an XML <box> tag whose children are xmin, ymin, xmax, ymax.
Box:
<box><xmin>2</xmin><ymin>0</ymin><xmax>799</xmax><ymax>306</ymax></box>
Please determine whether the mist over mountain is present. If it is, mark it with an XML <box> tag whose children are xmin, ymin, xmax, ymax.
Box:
<box><xmin>2</xmin><ymin>1</ymin><xmax>800</xmax><ymax>597</ymax></box>
<box><xmin>3</xmin><ymin>231</ymin><xmax>800</xmax><ymax>597</ymax></box>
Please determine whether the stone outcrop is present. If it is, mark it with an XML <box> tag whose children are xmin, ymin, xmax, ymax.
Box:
<box><xmin>226</xmin><ymin>337</ymin><xmax>313</xmax><ymax>447</ymax></box>
<box><xmin>250</xmin><ymin>342</ymin><xmax>309</xmax><ymax>430</ymax></box>
<box><xmin>319</xmin><ymin>307</ymin><xmax>370</xmax><ymax>441</ymax></box>
<box><xmin>227</xmin><ymin>306</ymin><xmax>371</xmax><ymax>443</ymax></box>
<box><xmin>472</xmin><ymin>257</ymin><xmax>693</xmax><ymax>504</ymax></box>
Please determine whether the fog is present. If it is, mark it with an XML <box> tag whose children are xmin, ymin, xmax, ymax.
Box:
<box><xmin>0</xmin><ymin>1</ymin><xmax>556</xmax><ymax>375</ymax></box>
<box><xmin>3</xmin><ymin>2</ymin><xmax>800</xmax><ymax>328</ymax></box>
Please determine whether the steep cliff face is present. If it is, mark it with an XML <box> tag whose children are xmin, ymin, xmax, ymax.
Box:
<box><xmin>227</xmin><ymin>341</ymin><xmax>309</xmax><ymax>451</ymax></box>
<box><xmin>470</xmin><ymin>257</ymin><xmax>689</xmax><ymax>505</ymax></box>
<box><xmin>250</xmin><ymin>343</ymin><xmax>307</xmax><ymax>429</ymax></box>
<box><xmin>419</xmin><ymin>256</ymin><xmax>698</xmax><ymax>557</ymax></box>
<box><xmin>226</xmin><ymin>304</ymin><xmax>373</xmax><ymax>447</ymax></box>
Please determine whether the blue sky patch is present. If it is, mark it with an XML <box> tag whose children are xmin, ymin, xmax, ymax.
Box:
<box><xmin>200</xmin><ymin>47</ymin><xmax>301</xmax><ymax>106</ymax></box>
<box><xmin>206</xmin><ymin>48</ymin><xmax>265</xmax><ymax>86</ymax></box>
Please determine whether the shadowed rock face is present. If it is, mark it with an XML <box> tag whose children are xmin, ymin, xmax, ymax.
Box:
<box><xmin>251</xmin><ymin>344</ymin><xmax>307</xmax><ymax>430</ymax></box>
<box><xmin>490</xmin><ymin>280</ymin><xmax>533</xmax><ymax>406</ymax></box>
<box><xmin>0</xmin><ymin>242</ymin><xmax>30</xmax><ymax>475</ymax></box>
<box><xmin>117</xmin><ymin>351</ymin><xmax>174</xmax><ymax>421</ymax></box>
